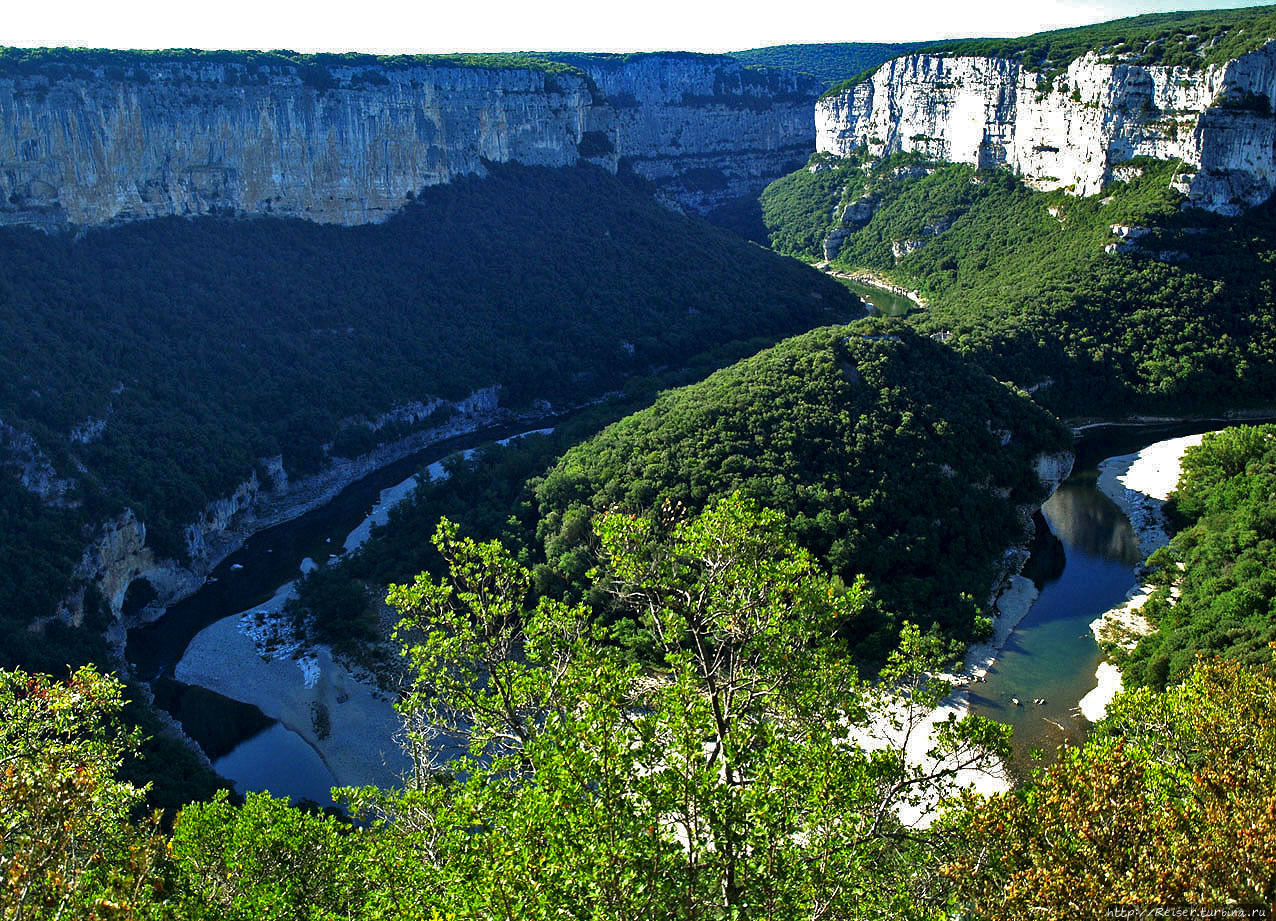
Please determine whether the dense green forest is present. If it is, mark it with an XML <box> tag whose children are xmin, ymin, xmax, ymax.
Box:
<box><xmin>293</xmin><ymin>324</ymin><xmax>1069</xmax><ymax>668</ymax></box>
<box><xmin>1120</xmin><ymin>424</ymin><xmax>1276</xmax><ymax>688</ymax></box>
<box><xmin>6</xmin><ymin>500</ymin><xmax>1273</xmax><ymax>919</ymax></box>
<box><xmin>730</xmin><ymin>42</ymin><xmax>944</xmax><ymax>89</ymax></box>
<box><xmin>762</xmin><ymin>153</ymin><xmax>1276</xmax><ymax>416</ymax></box>
<box><xmin>0</xmin><ymin>163</ymin><xmax>853</xmax><ymax>642</ymax></box>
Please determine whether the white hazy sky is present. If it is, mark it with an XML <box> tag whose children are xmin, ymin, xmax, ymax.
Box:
<box><xmin>3</xmin><ymin>0</ymin><xmax>1264</xmax><ymax>53</ymax></box>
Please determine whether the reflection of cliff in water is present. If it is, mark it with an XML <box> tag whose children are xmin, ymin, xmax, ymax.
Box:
<box><xmin>1021</xmin><ymin>510</ymin><xmax>1066</xmax><ymax>588</ymax></box>
<box><xmin>1043</xmin><ymin>476</ymin><xmax>1142</xmax><ymax>565</ymax></box>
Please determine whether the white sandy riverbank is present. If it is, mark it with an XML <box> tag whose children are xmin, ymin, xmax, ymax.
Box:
<box><xmin>177</xmin><ymin>603</ymin><xmax>410</xmax><ymax>793</ymax></box>
<box><xmin>1079</xmin><ymin>432</ymin><xmax>1204</xmax><ymax>720</ymax></box>
<box><xmin>1097</xmin><ymin>433</ymin><xmax>1204</xmax><ymax>558</ymax></box>
<box><xmin>1077</xmin><ymin>662</ymin><xmax>1123</xmax><ymax>722</ymax></box>
<box><xmin>853</xmin><ymin>574</ymin><xmax>1038</xmax><ymax>827</ymax></box>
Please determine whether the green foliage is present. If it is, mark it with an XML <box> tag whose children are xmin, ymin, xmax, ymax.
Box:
<box><xmin>763</xmin><ymin>154</ymin><xmax>1276</xmax><ymax>416</ymax></box>
<box><xmin>759</xmin><ymin>151</ymin><xmax>870</xmax><ymax>257</ymax></box>
<box><xmin>943</xmin><ymin>652</ymin><xmax>1276</xmax><ymax>915</ymax></box>
<box><xmin>729</xmin><ymin>42</ymin><xmax>946</xmax><ymax>91</ymax></box>
<box><xmin>286</xmin><ymin>567</ymin><xmax>376</xmax><ymax>657</ymax></box>
<box><xmin>170</xmin><ymin>792</ymin><xmax>379</xmax><ymax>921</ymax></box>
<box><xmin>534</xmin><ymin>324</ymin><xmax>1070</xmax><ymax>662</ymax></box>
<box><xmin>1122</xmin><ymin>425</ymin><xmax>1276</xmax><ymax>688</ymax></box>
<box><xmin>0</xmin><ymin>666</ymin><xmax>171</xmax><ymax>920</ymax></box>
<box><xmin>922</xmin><ymin>5</ymin><xmax>1276</xmax><ymax>75</ymax></box>
<box><xmin>372</xmin><ymin>497</ymin><xmax>1010</xmax><ymax>918</ymax></box>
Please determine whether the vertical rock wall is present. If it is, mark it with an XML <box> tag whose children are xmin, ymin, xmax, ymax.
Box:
<box><xmin>816</xmin><ymin>42</ymin><xmax>1276</xmax><ymax>214</ymax></box>
<box><xmin>0</xmin><ymin>60</ymin><xmax>614</xmax><ymax>227</ymax></box>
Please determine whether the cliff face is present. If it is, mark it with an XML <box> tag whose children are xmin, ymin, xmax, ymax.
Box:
<box><xmin>816</xmin><ymin>41</ymin><xmax>1276</xmax><ymax>214</ymax></box>
<box><xmin>0</xmin><ymin>60</ymin><xmax>615</xmax><ymax>227</ymax></box>
<box><xmin>0</xmin><ymin>52</ymin><xmax>821</xmax><ymax>228</ymax></box>
<box><xmin>576</xmin><ymin>54</ymin><xmax>819</xmax><ymax>213</ymax></box>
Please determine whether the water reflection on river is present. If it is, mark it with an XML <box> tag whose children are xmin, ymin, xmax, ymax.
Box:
<box><xmin>213</xmin><ymin>724</ymin><xmax>338</xmax><ymax>806</ymax></box>
<box><xmin>968</xmin><ymin>466</ymin><xmax>1143</xmax><ymax>775</ymax></box>
<box><xmin>1044</xmin><ymin>473</ymin><xmax>1142</xmax><ymax>563</ymax></box>
<box><xmin>838</xmin><ymin>279</ymin><xmax>915</xmax><ymax>317</ymax></box>
<box><xmin>969</xmin><ymin>421</ymin><xmax>1253</xmax><ymax>777</ymax></box>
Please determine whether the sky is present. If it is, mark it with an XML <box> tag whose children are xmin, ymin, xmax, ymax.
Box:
<box><xmin>3</xmin><ymin>0</ymin><xmax>1265</xmax><ymax>53</ymax></box>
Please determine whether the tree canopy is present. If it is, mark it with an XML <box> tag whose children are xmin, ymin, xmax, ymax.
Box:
<box><xmin>1121</xmin><ymin>425</ymin><xmax>1276</xmax><ymax>688</ymax></box>
<box><xmin>763</xmin><ymin>153</ymin><xmax>1276</xmax><ymax>416</ymax></box>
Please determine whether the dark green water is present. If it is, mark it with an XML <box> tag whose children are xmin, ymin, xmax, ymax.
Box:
<box><xmin>838</xmin><ymin>278</ymin><xmax>916</xmax><ymax>317</ymax></box>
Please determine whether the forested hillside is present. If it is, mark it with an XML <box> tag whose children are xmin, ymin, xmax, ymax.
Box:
<box><xmin>0</xmin><ymin>163</ymin><xmax>854</xmax><ymax>652</ymax></box>
<box><xmin>534</xmin><ymin>325</ymin><xmax>1070</xmax><ymax>659</ymax></box>
<box><xmin>762</xmin><ymin>153</ymin><xmax>1276</xmax><ymax>415</ymax></box>
<box><xmin>731</xmin><ymin>41</ymin><xmax>941</xmax><ymax>89</ymax></box>
<box><xmin>1120</xmin><ymin>424</ymin><xmax>1276</xmax><ymax>688</ymax></box>
<box><xmin>304</xmin><ymin>325</ymin><xmax>1069</xmax><ymax>668</ymax></box>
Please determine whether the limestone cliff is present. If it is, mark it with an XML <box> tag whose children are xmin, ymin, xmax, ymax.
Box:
<box><xmin>816</xmin><ymin>41</ymin><xmax>1276</xmax><ymax>215</ymax></box>
<box><xmin>0</xmin><ymin>51</ymin><xmax>820</xmax><ymax>228</ymax></box>
<box><xmin>0</xmin><ymin>57</ymin><xmax>614</xmax><ymax>228</ymax></box>
<box><xmin>570</xmin><ymin>53</ymin><xmax>819</xmax><ymax>213</ymax></box>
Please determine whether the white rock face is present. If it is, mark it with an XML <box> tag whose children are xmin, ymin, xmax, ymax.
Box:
<box><xmin>1034</xmin><ymin>450</ymin><xmax>1076</xmax><ymax>493</ymax></box>
<box><xmin>0</xmin><ymin>418</ymin><xmax>77</xmax><ymax>505</ymax></box>
<box><xmin>0</xmin><ymin>53</ymin><xmax>821</xmax><ymax>228</ymax></box>
<box><xmin>62</xmin><ymin>510</ymin><xmax>202</xmax><ymax>628</ymax></box>
<box><xmin>817</xmin><ymin>42</ymin><xmax>1276</xmax><ymax>214</ymax></box>
<box><xmin>0</xmin><ymin>60</ymin><xmax>613</xmax><ymax>228</ymax></box>
<box><xmin>183</xmin><ymin>458</ymin><xmax>284</xmax><ymax>562</ymax></box>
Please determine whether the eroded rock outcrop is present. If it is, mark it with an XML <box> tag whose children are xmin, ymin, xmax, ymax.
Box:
<box><xmin>816</xmin><ymin>41</ymin><xmax>1276</xmax><ymax>214</ymax></box>
<box><xmin>0</xmin><ymin>51</ymin><xmax>822</xmax><ymax>227</ymax></box>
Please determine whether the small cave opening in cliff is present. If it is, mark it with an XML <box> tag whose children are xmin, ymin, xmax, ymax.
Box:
<box><xmin>121</xmin><ymin>578</ymin><xmax>159</xmax><ymax>620</ymax></box>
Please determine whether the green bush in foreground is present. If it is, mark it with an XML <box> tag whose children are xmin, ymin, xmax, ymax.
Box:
<box><xmin>6</xmin><ymin>500</ymin><xmax>1276</xmax><ymax>918</ymax></box>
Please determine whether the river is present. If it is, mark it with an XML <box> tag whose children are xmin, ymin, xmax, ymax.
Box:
<box><xmin>837</xmin><ymin>278</ymin><xmax>916</xmax><ymax>317</ymax></box>
<box><xmin>968</xmin><ymin>419</ymin><xmax>1254</xmax><ymax>776</ymax></box>
<box><xmin>126</xmin><ymin>418</ymin><xmax>559</xmax><ymax>804</ymax></box>
<box><xmin>132</xmin><ymin>414</ymin><xmax>1248</xmax><ymax>802</ymax></box>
